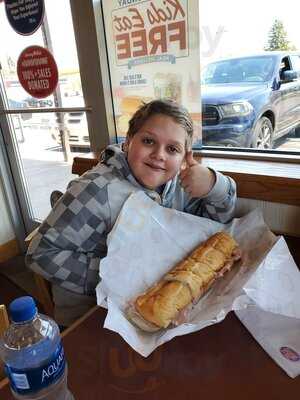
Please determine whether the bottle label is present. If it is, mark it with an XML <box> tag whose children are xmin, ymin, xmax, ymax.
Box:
<box><xmin>5</xmin><ymin>340</ymin><xmax>66</xmax><ymax>395</ymax></box>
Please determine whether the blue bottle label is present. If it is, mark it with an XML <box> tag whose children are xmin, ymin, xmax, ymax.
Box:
<box><xmin>5</xmin><ymin>341</ymin><xmax>66</xmax><ymax>395</ymax></box>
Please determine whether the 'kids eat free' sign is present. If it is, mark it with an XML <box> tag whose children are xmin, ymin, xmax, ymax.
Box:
<box><xmin>111</xmin><ymin>0</ymin><xmax>188</xmax><ymax>67</ymax></box>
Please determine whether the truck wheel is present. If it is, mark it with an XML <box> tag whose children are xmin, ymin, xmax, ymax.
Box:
<box><xmin>252</xmin><ymin>117</ymin><xmax>273</xmax><ymax>149</ymax></box>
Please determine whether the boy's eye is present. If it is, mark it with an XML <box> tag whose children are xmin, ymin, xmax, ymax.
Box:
<box><xmin>167</xmin><ymin>145</ymin><xmax>180</xmax><ymax>154</ymax></box>
<box><xmin>142</xmin><ymin>137</ymin><xmax>154</xmax><ymax>145</ymax></box>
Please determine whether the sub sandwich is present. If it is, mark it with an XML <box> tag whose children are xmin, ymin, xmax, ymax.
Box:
<box><xmin>127</xmin><ymin>231</ymin><xmax>241</xmax><ymax>332</ymax></box>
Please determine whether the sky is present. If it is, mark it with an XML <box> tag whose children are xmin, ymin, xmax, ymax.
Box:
<box><xmin>200</xmin><ymin>0</ymin><xmax>300</xmax><ymax>64</ymax></box>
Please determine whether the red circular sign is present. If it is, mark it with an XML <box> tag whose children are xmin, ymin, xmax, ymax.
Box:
<box><xmin>17</xmin><ymin>45</ymin><xmax>58</xmax><ymax>99</ymax></box>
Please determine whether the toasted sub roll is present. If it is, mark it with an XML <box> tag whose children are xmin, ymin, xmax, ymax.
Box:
<box><xmin>127</xmin><ymin>231</ymin><xmax>239</xmax><ymax>331</ymax></box>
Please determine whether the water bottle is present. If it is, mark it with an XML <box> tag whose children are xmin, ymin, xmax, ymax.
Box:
<box><xmin>0</xmin><ymin>296</ymin><xmax>74</xmax><ymax>400</ymax></box>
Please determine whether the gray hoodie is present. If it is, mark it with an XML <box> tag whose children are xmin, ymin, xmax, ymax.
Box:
<box><xmin>26</xmin><ymin>145</ymin><xmax>236</xmax><ymax>295</ymax></box>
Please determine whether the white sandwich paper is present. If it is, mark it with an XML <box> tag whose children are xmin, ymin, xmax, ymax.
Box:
<box><xmin>236</xmin><ymin>306</ymin><xmax>300</xmax><ymax>379</ymax></box>
<box><xmin>235</xmin><ymin>236</ymin><xmax>300</xmax><ymax>378</ymax></box>
<box><xmin>96</xmin><ymin>192</ymin><xmax>300</xmax><ymax>377</ymax></box>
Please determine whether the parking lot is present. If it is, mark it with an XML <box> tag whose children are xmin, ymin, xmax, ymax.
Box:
<box><xmin>17</xmin><ymin>124</ymin><xmax>80</xmax><ymax>220</ymax></box>
<box><xmin>273</xmin><ymin>132</ymin><xmax>300</xmax><ymax>150</ymax></box>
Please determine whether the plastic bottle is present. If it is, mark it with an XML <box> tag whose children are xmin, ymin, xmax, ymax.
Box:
<box><xmin>0</xmin><ymin>296</ymin><xmax>74</xmax><ymax>400</ymax></box>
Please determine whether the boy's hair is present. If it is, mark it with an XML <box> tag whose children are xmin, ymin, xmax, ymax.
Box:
<box><xmin>127</xmin><ymin>99</ymin><xmax>194</xmax><ymax>149</ymax></box>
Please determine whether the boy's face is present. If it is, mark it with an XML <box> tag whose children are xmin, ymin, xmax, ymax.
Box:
<box><xmin>125</xmin><ymin>114</ymin><xmax>187</xmax><ymax>190</ymax></box>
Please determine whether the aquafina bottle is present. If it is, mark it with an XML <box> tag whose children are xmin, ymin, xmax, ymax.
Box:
<box><xmin>0</xmin><ymin>296</ymin><xmax>74</xmax><ymax>400</ymax></box>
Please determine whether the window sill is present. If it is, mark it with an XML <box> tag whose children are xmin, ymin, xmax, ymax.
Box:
<box><xmin>199</xmin><ymin>149</ymin><xmax>300</xmax><ymax>164</ymax></box>
<box><xmin>72</xmin><ymin>151</ymin><xmax>300</xmax><ymax>207</ymax></box>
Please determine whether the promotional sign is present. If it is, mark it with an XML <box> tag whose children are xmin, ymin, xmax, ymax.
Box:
<box><xmin>102</xmin><ymin>0</ymin><xmax>201</xmax><ymax>142</ymax></box>
<box><xmin>17</xmin><ymin>45</ymin><xmax>58</xmax><ymax>98</ymax></box>
<box><xmin>5</xmin><ymin>0</ymin><xmax>44</xmax><ymax>35</ymax></box>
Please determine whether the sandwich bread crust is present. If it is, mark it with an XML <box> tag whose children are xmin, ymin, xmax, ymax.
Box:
<box><xmin>130</xmin><ymin>231</ymin><xmax>239</xmax><ymax>331</ymax></box>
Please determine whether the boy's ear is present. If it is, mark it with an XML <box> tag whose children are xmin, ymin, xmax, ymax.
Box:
<box><xmin>123</xmin><ymin>138</ymin><xmax>129</xmax><ymax>152</ymax></box>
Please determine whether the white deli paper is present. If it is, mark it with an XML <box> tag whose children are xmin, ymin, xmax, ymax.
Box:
<box><xmin>96</xmin><ymin>191</ymin><xmax>300</xmax><ymax>376</ymax></box>
<box><xmin>235</xmin><ymin>236</ymin><xmax>300</xmax><ymax>378</ymax></box>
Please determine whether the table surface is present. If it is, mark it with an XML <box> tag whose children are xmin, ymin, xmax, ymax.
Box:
<box><xmin>1</xmin><ymin>306</ymin><xmax>299</xmax><ymax>400</ymax></box>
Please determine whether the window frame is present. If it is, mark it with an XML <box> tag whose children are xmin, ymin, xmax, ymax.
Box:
<box><xmin>198</xmin><ymin>147</ymin><xmax>300</xmax><ymax>163</ymax></box>
<box><xmin>69</xmin><ymin>0</ymin><xmax>116</xmax><ymax>152</ymax></box>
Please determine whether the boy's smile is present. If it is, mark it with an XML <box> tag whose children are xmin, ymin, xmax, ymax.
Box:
<box><xmin>125</xmin><ymin>114</ymin><xmax>187</xmax><ymax>190</ymax></box>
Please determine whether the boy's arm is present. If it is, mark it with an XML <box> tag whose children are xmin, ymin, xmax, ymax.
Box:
<box><xmin>183</xmin><ymin>170</ymin><xmax>237</xmax><ymax>223</ymax></box>
<box><xmin>25</xmin><ymin>178</ymin><xmax>110</xmax><ymax>295</ymax></box>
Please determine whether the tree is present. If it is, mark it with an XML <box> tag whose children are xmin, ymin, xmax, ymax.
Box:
<box><xmin>264</xmin><ymin>19</ymin><xmax>297</xmax><ymax>51</ymax></box>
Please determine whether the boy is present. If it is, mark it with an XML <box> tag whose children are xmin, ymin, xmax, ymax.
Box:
<box><xmin>26</xmin><ymin>99</ymin><xmax>236</xmax><ymax>326</ymax></box>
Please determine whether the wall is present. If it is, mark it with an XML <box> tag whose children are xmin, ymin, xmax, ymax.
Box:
<box><xmin>236</xmin><ymin>199</ymin><xmax>300</xmax><ymax>237</ymax></box>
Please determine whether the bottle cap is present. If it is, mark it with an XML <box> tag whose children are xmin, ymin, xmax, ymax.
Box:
<box><xmin>9</xmin><ymin>296</ymin><xmax>37</xmax><ymax>323</ymax></box>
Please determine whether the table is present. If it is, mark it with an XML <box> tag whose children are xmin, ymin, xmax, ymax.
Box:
<box><xmin>1</xmin><ymin>305</ymin><xmax>299</xmax><ymax>399</ymax></box>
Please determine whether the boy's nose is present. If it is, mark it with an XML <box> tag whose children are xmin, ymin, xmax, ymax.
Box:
<box><xmin>151</xmin><ymin>146</ymin><xmax>166</xmax><ymax>160</ymax></box>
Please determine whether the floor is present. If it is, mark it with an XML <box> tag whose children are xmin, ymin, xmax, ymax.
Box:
<box><xmin>0</xmin><ymin>255</ymin><xmax>44</xmax><ymax>312</ymax></box>
<box><xmin>0</xmin><ymin>273</ymin><xmax>28</xmax><ymax>309</ymax></box>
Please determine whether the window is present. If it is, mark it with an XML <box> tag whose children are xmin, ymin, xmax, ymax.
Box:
<box><xmin>200</xmin><ymin>0</ymin><xmax>300</xmax><ymax>154</ymax></box>
<box><xmin>290</xmin><ymin>55</ymin><xmax>300</xmax><ymax>72</ymax></box>
<box><xmin>0</xmin><ymin>0</ymin><xmax>90</xmax><ymax>226</ymax></box>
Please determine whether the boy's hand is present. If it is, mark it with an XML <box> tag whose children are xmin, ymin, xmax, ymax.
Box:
<box><xmin>179</xmin><ymin>151</ymin><xmax>216</xmax><ymax>197</ymax></box>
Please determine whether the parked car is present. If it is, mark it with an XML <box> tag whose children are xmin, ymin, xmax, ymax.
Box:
<box><xmin>201</xmin><ymin>52</ymin><xmax>300</xmax><ymax>148</ymax></box>
<box><xmin>25</xmin><ymin>97</ymin><xmax>54</xmax><ymax>108</ymax></box>
<box><xmin>50</xmin><ymin>95</ymin><xmax>90</xmax><ymax>149</ymax></box>
<box><xmin>51</xmin><ymin>109</ymin><xmax>90</xmax><ymax>149</ymax></box>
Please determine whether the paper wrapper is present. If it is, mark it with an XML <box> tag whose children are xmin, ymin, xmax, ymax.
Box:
<box><xmin>235</xmin><ymin>237</ymin><xmax>300</xmax><ymax>378</ymax></box>
<box><xmin>96</xmin><ymin>192</ymin><xmax>300</xmax><ymax>377</ymax></box>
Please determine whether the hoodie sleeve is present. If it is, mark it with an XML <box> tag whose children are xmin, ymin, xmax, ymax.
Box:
<box><xmin>183</xmin><ymin>170</ymin><xmax>236</xmax><ymax>223</ymax></box>
<box><xmin>25</xmin><ymin>173</ymin><xmax>111</xmax><ymax>295</ymax></box>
